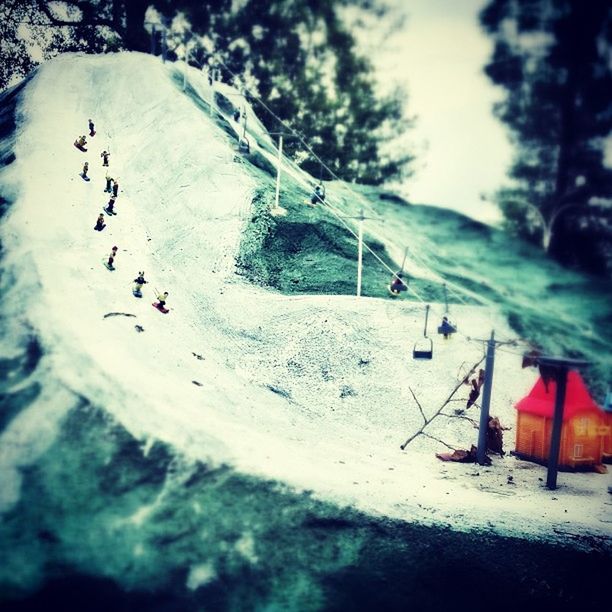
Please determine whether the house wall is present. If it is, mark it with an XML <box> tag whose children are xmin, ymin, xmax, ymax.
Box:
<box><xmin>600</xmin><ymin>412</ymin><xmax>612</xmax><ymax>461</ymax></box>
<box><xmin>515</xmin><ymin>413</ymin><xmax>546</xmax><ymax>458</ymax></box>
<box><xmin>515</xmin><ymin>411</ymin><xmax>604</xmax><ymax>468</ymax></box>
<box><xmin>564</xmin><ymin>413</ymin><xmax>602</xmax><ymax>467</ymax></box>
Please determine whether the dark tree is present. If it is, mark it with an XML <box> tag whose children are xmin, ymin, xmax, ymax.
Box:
<box><xmin>0</xmin><ymin>0</ymin><xmax>415</xmax><ymax>186</ymax></box>
<box><xmin>179</xmin><ymin>0</ymin><xmax>414</xmax><ymax>184</ymax></box>
<box><xmin>0</xmin><ymin>1</ymin><xmax>150</xmax><ymax>89</ymax></box>
<box><xmin>480</xmin><ymin>0</ymin><xmax>612</xmax><ymax>276</ymax></box>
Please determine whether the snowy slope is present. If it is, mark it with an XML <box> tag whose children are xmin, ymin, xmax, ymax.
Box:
<box><xmin>0</xmin><ymin>52</ymin><xmax>610</xmax><ymax>547</ymax></box>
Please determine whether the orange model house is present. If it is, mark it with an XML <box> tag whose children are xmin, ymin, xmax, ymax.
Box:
<box><xmin>514</xmin><ymin>371</ymin><xmax>609</xmax><ymax>471</ymax></box>
<box><xmin>603</xmin><ymin>391</ymin><xmax>612</xmax><ymax>463</ymax></box>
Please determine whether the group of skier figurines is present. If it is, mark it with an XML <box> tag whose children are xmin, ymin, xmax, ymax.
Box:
<box><xmin>74</xmin><ymin>119</ymin><xmax>170</xmax><ymax>314</ymax></box>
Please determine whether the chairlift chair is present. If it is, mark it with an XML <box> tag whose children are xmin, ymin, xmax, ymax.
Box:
<box><xmin>387</xmin><ymin>248</ymin><xmax>409</xmax><ymax>297</ymax></box>
<box><xmin>413</xmin><ymin>304</ymin><xmax>433</xmax><ymax>360</ymax></box>
<box><xmin>238</xmin><ymin>136</ymin><xmax>250</xmax><ymax>154</ymax></box>
<box><xmin>311</xmin><ymin>183</ymin><xmax>326</xmax><ymax>205</ymax></box>
<box><xmin>437</xmin><ymin>284</ymin><xmax>457</xmax><ymax>337</ymax></box>
<box><xmin>388</xmin><ymin>273</ymin><xmax>408</xmax><ymax>297</ymax></box>
<box><xmin>437</xmin><ymin>317</ymin><xmax>457</xmax><ymax>337</ymax></box>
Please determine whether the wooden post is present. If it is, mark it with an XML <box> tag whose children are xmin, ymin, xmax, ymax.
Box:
<box><xmin>546</xmin><ymin>366</ymin><xmax>568</xmax><ymax>490</ymax></box>
<box><xmin>271</xmin><ymin>135</ymin><xmax>287</xmax><ymax>217</ymax></box>
<box><xmin>274</xmin><ymin>134</ymin><xmax>283</xmax><ymax>209</ymax></box>
<box><xmin>357</xmin><ymin>208</ymin><xmax>364</xmax><ymax>298</ymax></box>
<box><xmin>523</xmin><ymin>356</ymin><xmax>589</xmax><ymax>490</ymax></box>
<box><xmin>210</xmin><ymin>78</ymin><xmax>214</xmax><ymax>116</ymax></box>
<box><xmin>477</xmin><ymin>331</ymin><xmax>496</xmax><ymax>465</ymax></box>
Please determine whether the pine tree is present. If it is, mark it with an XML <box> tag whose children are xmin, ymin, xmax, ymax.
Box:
<box><xmin>480</xmin><ymin>0</ymin><xmax>612</xmax><ymax>275</ymax></box>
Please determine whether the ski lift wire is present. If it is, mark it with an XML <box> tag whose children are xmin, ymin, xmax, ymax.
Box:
<box><xmin>187</xmin><ymin>48</ymin><xmax>521</xmax><ymax>344</ymax></box>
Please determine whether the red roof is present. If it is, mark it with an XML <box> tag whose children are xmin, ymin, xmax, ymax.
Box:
<box><xmin>515</xmin><ymin>371</ymin><xmax>601</xmax><ymax>420</ymax></box>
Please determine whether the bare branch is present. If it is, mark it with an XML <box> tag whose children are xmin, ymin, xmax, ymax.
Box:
<box><xmin>439</xmin><ymin>412</ymin><xmax>479</xmax><ymax>426</ymax></box>
<box><xmin>421</xmin><ymin>432</ymin><xmax>456</xmax><ymax>450</ymax></box>
<box><xmin>408</xmin><ymin>386</ymin><xmax>426</xmax><ymax>424</ymax></box>
<box><xmin>400</xmin><ymin>356</ymin><xmax>486</xmax><ymax>450</ymax></box>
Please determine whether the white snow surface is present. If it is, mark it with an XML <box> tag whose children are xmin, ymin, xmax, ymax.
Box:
<box><xmin>1</xmin><ymin>53</ymin><xmax>610</xmax><ymax>547</ymax></box>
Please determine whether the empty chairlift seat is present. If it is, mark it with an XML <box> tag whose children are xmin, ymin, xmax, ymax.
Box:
<box><xmin>413</xmin><ymin>337</ymin><xmax>433</xmax><ymax>360</ymax></box>
<box><xmin>412</xmin><ymin>304</ymin><xmax>433</xmax><ymax>360</ymax></box>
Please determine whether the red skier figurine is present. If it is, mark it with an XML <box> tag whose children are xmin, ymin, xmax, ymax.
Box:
<box><xmin>153</xmin><ymin>291</ymin><xmax>170</xmax><ymax>314</ymax></box>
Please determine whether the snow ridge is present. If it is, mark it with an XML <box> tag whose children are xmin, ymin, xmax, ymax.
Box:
<box><xmin>0</xmin><ymin>52</ymin><xmax>610</xmax><ymax>547</ymax></box>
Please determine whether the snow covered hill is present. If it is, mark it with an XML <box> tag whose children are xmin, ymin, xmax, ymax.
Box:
<box><xmin>0</xmin><ymin>50</ymin><xmax>610</xmax><ymax>559</ymax></box>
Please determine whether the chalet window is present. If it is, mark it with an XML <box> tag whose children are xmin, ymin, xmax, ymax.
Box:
<box><xmin>575</xmin><ymin>418</ymin><xmax>589</xmax><ymax>435</ymax></box>
<box><xmin>573</xmin><ymin>443</ymin><xmax>584</xmax><ymax>458</ymax></box>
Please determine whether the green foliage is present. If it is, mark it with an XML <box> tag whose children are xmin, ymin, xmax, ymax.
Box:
<box><xmin>495</xmin><ymin>187</ymin><xmax>543</xmax><ymax>246</ymax></box>
<box><xmin>480</xmin><ymin>0</ymin><xmax>612</xmax><ymax>275</ymax></box>
<box><xmin>0</xmin><ymin>1</ymin><xmax>131</xmax><ymax>90</ymax></box>
<box><xmin>1</xmin><ymin>1</ymin><xmax>414</xmax><ymax>186</ymax></box>
<box><xmin>1</xmin><ymin>2</ymin><xmax>414</xmax><ymax>187</ymax></box>
<box><xmin>181</xmin><ymin>0</ymin><xmax>414</xmax><ymax>185</ymax></box>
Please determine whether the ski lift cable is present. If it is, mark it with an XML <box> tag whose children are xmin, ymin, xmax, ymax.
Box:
<box><xmin>205</xmin><ymin>53</ymin><xmax>516</xmax><ymax>341</ymax></box>
<box><xmin>163</xmin><ymin>42</ymin><xmax>504</xmax><ymax>376</ymax></box>
<box><xmin>408</xmin><ymin>245</ymin><xmax>517</xmax><ymax>341</ymax></box>
<box><xmin>156</xmin><ymin>33</ymin><xmax>434</xmax><ymax>291</ymax></box>
<box><xmin>194</xmin><ymin>56</ymin><xmax>398</xmax><ymax>239</ymax></box>
<box><xmin>408</xmin><ymin>246</ymin><xmax>487</xmax><ymax>308</ymax></box>
<box><xmin>268</xmin><ymin>161</ymin><xmax>478</xmax><ymax>340</ymax></box>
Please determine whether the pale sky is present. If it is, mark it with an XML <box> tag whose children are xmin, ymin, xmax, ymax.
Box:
<box><xmin>371</xmin><ymin>0</ymin><xmax>511</xmax><ymax>224</ymax></box>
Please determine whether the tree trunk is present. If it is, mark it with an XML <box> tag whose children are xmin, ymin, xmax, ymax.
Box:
<box><xmin>123</xmin><ymin>0</ymin><xmax>150</xmax><ymax>52</ymax></box>
<box><xmin>542</xmin><ymin>224</ymin><xmax>552</xmax><ymax>252</ymax></box>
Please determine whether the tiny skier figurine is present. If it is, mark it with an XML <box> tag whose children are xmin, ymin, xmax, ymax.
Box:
<box><xmin>81</xmin><ymin>161</ymin><xmax>90</xmax><ymax>181</ymax></box>
<box><xmin>133</xmin><ymin>272</ymin><xmax>148</xmax><ymax>297</ymax></box>
<box><xmin>104</xmin><ymin>195</ymin><xmax>116</xmax><ymax>215</ymax></box>
<box><xmin>112</xmin><ymin>178</ymin><xmax>119</xmax><ymax>197</ymax></box>
<box><xmin>233</xmin><ymin>108</ymin><xmax>241</xmax><ymax>122</ymax></box>
<box><xmin>153</xmin><ymin>291</ymin><xmax>169</xmax><ymax>313</ymax></box>
<box><xmin>88</xmin><ymin>119</ymin><xmax>95</xmax><ymax>137</ymax></box>
<box><xmin>310</xmin><ymin>183</ymin><xmax>325</xmax><ymax>205</ymax></box>
<box><xmin>439</xmin><ymin>315</ymin><xmax>456</xmax><ymax>339</ymax></box>
<box><xmin>105</xmin><ymin>246</ymin><xmax>118</xmax><ymax>270</ymax></box>
<box><xmin>101</xmin><ymin>150</ymin><xmax>110</xmax><ymax>167</ymax></box>
<box><xmin>94</xmin><ymin>213</ymin><xmax>106</xmax><ymax>231</ymax></box>
<box><xmin>74</xmin><ymin>135</ymin><xmax>87</xmax><ymax>151</ymax></box>
<box><xmin>104</xmin><ymin>174</ymin><xmax>113</xmax><ymax>193</ymax></box>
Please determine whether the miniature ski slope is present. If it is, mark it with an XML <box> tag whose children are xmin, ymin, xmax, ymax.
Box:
<box><xmin>1</xmin><ymin>52</ymin><xmax>610</xmax><ymax>547</ymax></box>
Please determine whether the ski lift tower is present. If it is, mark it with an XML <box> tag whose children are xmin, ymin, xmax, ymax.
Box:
<box><xmin>268</xmin><ymin>131</ymin><xmax>300</xmax><ymax>217</ymax></box>
<box><xmin>334</xmin><ymin>208</ymin><xmax>378</xmax><ymax>297</ymax></box>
